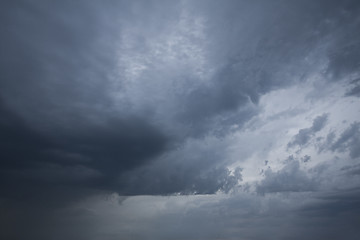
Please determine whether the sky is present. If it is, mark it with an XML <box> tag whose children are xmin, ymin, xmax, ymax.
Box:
<box><xmin>1</xmin><ymin>0</ymin><xmax>360</xmax><ymax>239</ymax></box>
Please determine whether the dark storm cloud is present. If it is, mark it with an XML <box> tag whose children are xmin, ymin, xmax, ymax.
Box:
<box><xmin>0</xmin><ymin>97</ymin><xmax>51</xmax><ymax>170</ymax></box>
<box><xmin>1</xmin><ymin>0</ymin><xmax>360</xmax><ymax>239</ymax></box>
<box><xmin>0</xmin><ymin>97</ymin><xmax>169</xmax><ymax>205</ymax></box>
<box><xmin>0</xmin><ymin>0</ymin><xmax>172</xmax><ymax>202</ymax></box>
<box><xmin>288</xmin><ymin>114</ymin><xmax>328</xmax><ymax>148</ymax></box>
<box><xmin>1</xmin><ymin>0</ymin><xmax>359</xmax><ymax>202</ymax></box>
<box><xmin>0</xmin><ymin>0</ymin><xmax>241</xmax><ymax>200</ymax></box>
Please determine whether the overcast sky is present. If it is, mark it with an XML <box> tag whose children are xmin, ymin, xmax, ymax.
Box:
<box><xmin>1</xmin><ymin>0</ymin><xmax>360</xmax><ymax>239</ymax></box>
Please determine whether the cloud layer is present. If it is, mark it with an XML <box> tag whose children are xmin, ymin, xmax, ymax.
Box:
<box><xmin>1</xmin><ymin>0</ymin><xmax>360</xmax><ymax>239</ymax></box>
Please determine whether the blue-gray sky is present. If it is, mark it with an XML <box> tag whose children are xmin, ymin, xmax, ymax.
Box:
<box><xmin>1</xmin><ymin>0</ymin><xmax>360</xmax><ymax>239</ymax></box>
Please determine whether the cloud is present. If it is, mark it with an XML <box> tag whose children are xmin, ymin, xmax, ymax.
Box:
<box><xmin>9</xmin><ymin>187</ymin><xmax>359</xmax><ymax>240</ymax></box>
<box><xmin>330</xmin><ymin>122</ymin><xmax>360</xmax><ymax>158</ymax></box>
<box><xmin>257</xmin><ymin>159</ymin><xmax>316</xmax><ymax>194</ymax></box>
<box><xmin>288</xmin><ymin>114</ymin><xmax>328</xmax><ymax>148</ymax></box>
<box><xmin>341</xmin><ymin>164</ymin><xmax>360</xmax><ymax>176</ymax></box>
<box><xmin>116</xmin><ymin>136</ymin><xmax>243</xmax><ymax>195</ymax></box>
<box><xmin>345</xmin><ymin>78</ymin><xmax>360</xmax><ymax>97</ymax></box>
<box><xmin>296</xmin><ymin>188</ymin><xmax>360</xmax><ymax>239</ymax></box>
<box><xmin>0</xmin><ymin>97</ymin><xmax>170</xmax><ymax>204</ymax></box>
<box><xmin>0</xmin><ymin>0</ymin><xmax>360</xmax><ymax>239</ymax></box>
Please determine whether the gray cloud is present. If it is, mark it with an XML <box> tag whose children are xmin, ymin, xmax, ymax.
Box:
<box><xmin>341</xmin><ymin>164</ymin><xmax>360</xmax><ymax>176</ymax></box>
<box><xmin>9</xmin><ymin>188</ymin><xmax>359</xmax><ymax>240</ymax></box>
<box><xmin>295</xmin><ymin>188</ymin><xmax>360</xmax><ymax>240</ymax></box>
<box><xmin>345</xmin><ymin>78</ymin><xmax>360</xmax><ymax>97</ymax></box>
<box><xmin>288</xmin><ymin>114</ymin><xmax>328</xmax><ymax>148</ymax></box>
<box><xmin>1</xmin><ymin>0</ymin><xmax>360</xmax><ymax>239</ymax></box>
<box><xmin>257</xmin><ymin>159</ymin><xmax>316</xmax><ymax>194</ymax></box>
<box><xmin>0</xmin><ymin>0</ymin><xmax>336</xmax><ymax>201</ymax></box>
<box><xmin>330</xmin><ymin>122</ymin><xmax>360</xmax><ymax>158</ymax></box>
<box><xmin>0</xmin><ymin>98</ymin><xmax>170</xmax><ymax>205</ymax></box>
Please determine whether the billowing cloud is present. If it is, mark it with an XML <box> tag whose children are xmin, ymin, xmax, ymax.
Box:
<box><xmin>257</xmin><ymin>159</ymin><xmax>316</xmax><ymax>194</ymax></box>
<box><xmin>287</xmin><ymin>114</ymin><xmax>328</xmax><ymax>148</ymax></box>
